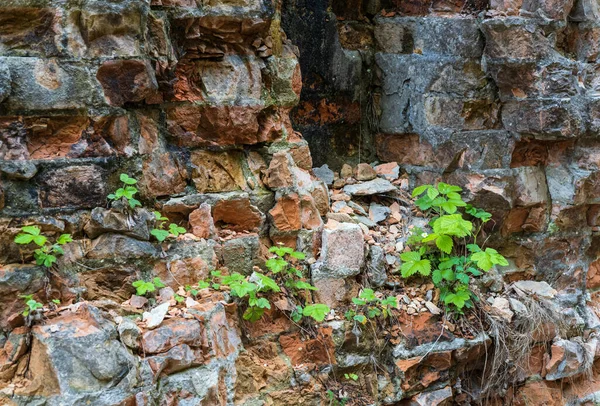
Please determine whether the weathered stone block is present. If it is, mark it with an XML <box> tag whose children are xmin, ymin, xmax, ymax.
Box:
<box><xmin>0</xmin><ymin>7</ymin><xmax>60</xmax><ymax>57</ymax></box>
<box><xmin>2</xmin><ymin>58</ymin><xmax>99</xmax><ymax>110</ymax></box>
<box><xmin>501</xmin><ymin>100</ymin><xmax>584</xmax><ymax>138</ymax></box>
<box><xmin>97</xmin><ymin>59</ymin><xmax>158</xmax><ymax>106</ymax></box>
<box><xmin>166</xmin><ymin>105</ymin><xmax>274</xmax><ymax>147</ymax></box>
<box><xmin>170</xmin><ymin>55</ymin><xmax>264</xmax><ymax>104</ymax></box>
<box><xmin>481</xmin><ymin>18</ymin><xmax>559</xmax><ymax>60</ymax></box>
<box><xmin>190</xmin><ymin>150</ymin><xmax>247</xmax><ymax>193</ymax></box>
<box><xmin>312</xmin><ymin>222</ymin><xmax>365</xmax><ymax>280</ymax></box>
<box><xmin>39</xmin><ymin>165</ymin><xmax>106</xmax><ymax>209</ymax></box>
<box><xmin>74</xmin><ymin>0</ymin><xmax>148</xmax><ymax>57</ymax></box>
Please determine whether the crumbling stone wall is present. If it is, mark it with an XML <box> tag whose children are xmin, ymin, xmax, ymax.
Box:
<box><xmin>3</xmin><ymin>0</ymin><xmax>600</xmax><ymax>405</ymax></box>
<box><xmin>284</xmin><ymin>0</ymin><xmax>600</xmax><ymax>316</ymax></box>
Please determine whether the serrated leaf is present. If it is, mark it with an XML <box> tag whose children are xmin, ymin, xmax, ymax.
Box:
<box><xmin>456</xmin><ymin>273</ymin><xmax>470</xmax><ymax>284</ymax></box>
<box><xmin>290</xmin><ymin>251</ymin><xmax>306</xmax><ymax>260</ymax></box>
<box><xmin>359</xmin><ymin>288</ymin><xmax>376</xmax><ymax>302</ymax></box>
<box><xmin>56</xmin><ymin>234</ymin><xmax>73</xmax><ymax>245</ymax></box>
<box><xmin>437</xmin><ymin>182</ymin><xmax>462</xmax><ymax>194</ymax></box>
<box><xmin>432</xmin><ymin>269</ymin><xmax>443</xmax><ymax>284</ymax></box>
<box><xmin>153</xmin><ymin>277</ymin><xmax>165</xmax><ymax>288</ymax></box>
<box><xmin>168</xmin><ymin>223</ymin><xmax>186</xmax><ymax>236</ymax></box>
<box><xmin>265</xmin><ymin>257</ymin><xmax>287</xmax><ymax>273</ymax></box>
<box><xmin>120</xmin><ymin>173</ymin><xmax>138</xmax><ymax>185</ymax></box>
<box><xmin>253</xmin><ymin>272</ymin><xmax>280</xmax><ymax>292</ymax></box>
<box><xmin>353</xmin><ymin>314</ymin><xmax>367</xmax><ymax>324</ymax></box>
<box><xmin>14</xmin><ymin>233</ymin><xmax>35</xmax><ymax>244</ymax></box>
<box><xmin>243</xmin><ymin>306</ymin><xmax>265</xmax><ymax>322</ymax></box>
<box><xmin>427</xmin><ymin>187</ymin><xmax>439</xmax><ymax>200</ymax></box>
<box><xmin>440</xmin><ymin>201</ymin><xmax>457</xmax><ymax>214</ymax></box>
<box><xmin>436</xmin><ymin>234</ymin><xmax>453</xmax><ymax>254</ymax></box>
<box><xmin>293</xmin><ymin>280</ymin><xmax>317</xmax><ymax>291</ymax></box>
<box><xmin>433</xmin><ymin>214</ymin><xmax>473</xmax><ymax>237</ymax></box>
<box><xmin>21</xmin><ymin>226</ymin><xmax>41</xmax><ymax>236</ymax></box>
<box><xmin>33</xmin><ymin>235</ymin><xmax>47</xmax><ymax>246</ymax></box>
<box><xmin>151</xmin><ymin>229</ymin><xmax>169</xmax><ymax>242</ymax></box>
<box><xmin>412</xmin><ymin>185</ymin><xmax>430</xmax><ymax>197</ymax></box>
<box><xmin>441</xmin><ymin>268</ymin><xmax>455</xmax><ymax>281</ymax></box>
<box><xmin>129</xmin><ymin>198</ymin><xmax>142</xmax><ymax>209</ymax></box>
<box><xmin>303</xmin><ymin>303</ymin><xmax>330</xmax><ymax>322</ymax></box>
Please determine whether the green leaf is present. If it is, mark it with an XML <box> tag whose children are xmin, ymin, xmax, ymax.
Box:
<box><xmin>56</xmin><ymin>234</ymin><xmax>73</xmax><ymax>245</ymax></box>
<box><xmin>399</xmin><ymin>251</ymin><xmax>431</xmax><ymax>278</ymax></box>
<box><xmin>120</xmin><ymin>173</ymin><xmax>138</xmax><ymax>185</ymax></box>
<box><xmin>427</xmin><ymin>187</ymin><xmax>439</xmax><ymax>200</ymax></box>
<box><xmin>52</xmin><ymin>245</ymin><xmax>64</xmax><ymax>255</ymax></box>
<box><xmin>353</xmin><ymin>314</ymin><xmax>367</xmax><ymax>324</ymax></box>
<box><xmin>43</xmin><ymin>254</ymin><xmax>57</xmax><ymax>267</ymax></box>
<box><xmin>444</xmin><ymin>290</ymin><xmax>470</xmax><ymax>309</ymax></box>
<box><xmin>471</xmin><ymin>248</ymin><xmax>508</xmax><ymax>271</ymax></box>
<box><xmin>33</xmin><ymin>235</ymin><xmax>48</xmax><ymax>246</ymax></box>
<box><xmin>415</xmin><ymin>196</ymin><xmax>433</xmax><ymax>210</ymax></box>
<box><xmin>291</xmin><ymin>306</ymin><xmax>303</xmax><ymax>323</ymax></box>
<box><xmin>432</xmin><ymin>269</ymin><xmax>443</xmax><ymax>284</ymax></box>
<box><xmin>380</xmin><ymin>296</ymin><xmax>397</xmax><ymax>307</ymax></box>
<box><xmin>243</xmin><ymin>306</ymin><xmax>265</xmax><ymax>322</ymax></box>
<box><xmin>52</xmin><ymin>299</ymin><xmax>61</xmax><ymax>304</ymax></box>
<box><xmin>153</xmin><ymin>277</ymin><xmax>165</xmax><ymax>288</ymax></box>
<box><xmin>129</xmin><ymin>198</ymin><xmax>141</xmax><ymax>209</ymax></box>
<box><xmin>249</xmin><ymin>296</ymin><xmax>271</xmax><ymax>309</ymax></box>
<box><xmin>221</xmin><ymin>273</ymin><xmax>245</xmax><ymax>285</ymax></box>
<box><xmin>352</xmin><ymin>297</ymin><xmax>367</xmax><ymax>306</ymax></box>
<box><xmin>466</xmin><ymin>244</ymin><xmax>482</xmax><ymax>253</ymax></box>
<box><xmin>433</xmin><ymin>214</ymin><xmax>473</xmax><ymax>237</ymax></box>
<box><xmin>107</xmin><ymin>194</ymin><xmax>116</xmax><ymax>200</ymax></box>
<box><xmin>290</xmin><ymin>251</ymin><xmax>306</xmax><ymax>260</ymax></box>
<box><xmin>435</xmin><ymin>234</ymin><xmax>453</xmax><ymax>254</ymax></box>
<box><xmin>265</xmin><ymin>257</ymin><xmax>288</xmax><ymax>273</ymax></box>
<box><xmin>151</xmin><ymin>228</ymin><xmax>169</xmax><ymax>242</ymax></box>
<box><xmin>253</xmin><ymin>273</ymin><xmax>280</xmax><ymax>292</ymax></box>
<box><xmin>230</xmin><ymin>281</ymin><xmax>258</xmax><ymax>298</ymax></box>
<box><xmin>293</xmin><ymin>280</ymin><xmax>317</xmax><ymax>291</ymax></box>
<box><xmin>441</xmin><ymin>268</ymin><xmax>455</xmax><ymax>281</ymax></box>
<box><xmin>14</xmin><ymin>233</ymin><xmax>35</xmax><ymax>244</ymax></box>
<box><xmin>154</xmin><ymin>211</ymin><xmax>168</xmax><ymax>221</ymax></box>
<box><xmin>456</xmin><ymin>273</ymin><xmax>470</xmax><ymax>284</ymax></box>
<box><xmin>21</xmin><ymin>226</ymin><xmax>41</xmax><ymax>236</ymax></box>
<box><xmin>197</xmin><ymin>281</ymin><xmax>210</xmax><ymax>289</ymax></box>
<box><xmin>359</xmin><ymin>288</ymin><xmax>377</xmax><ymax>302</ymax></box>
<box><xmin>440</xmin><ymin>201</ymin><xmax>457</xmax><ymax>214</ymax></box>
<box><xmin>412</xmin><ymin>185</ymin><xmax>431</xmax><ymax>197</ymax></box>
<box><xmin>437</xmin><ymin>182</ymin><xmax>462</xmax><ymax>194</ymax></box>
<box><xmin>303</xmin><ymin>303</ymin><xmax>330</xmax><ymax>322</ymax></box>
<box><xmin>168</xmin><ymin>223</ymin><xmax>186</xmax><ymax>236</ymax></box>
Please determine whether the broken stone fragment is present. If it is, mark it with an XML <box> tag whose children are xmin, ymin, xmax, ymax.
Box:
<box><xmin>313</xmin><ymin>164</ymin><xmax>335</xmax><ymax>185</ymax></box>
<box><xmin>188</xmin><ymin>203</ymin><xmax>216</xmax><ymax>239</ymax></box>
<box><xmin>143</xmin><ymin>302</ymin><xmax>170</xmax><ymax>329</ymax></box>
<box><xmin>513</xmin><ymin>280</ymin><xmax>557</xmax><ymax>299</ymax></box>
<box><xmin>491</xmin><ymin>297</ymin><xmax>514</xmax><ymax>322</ymax></box>
<box><xmin>374</xmin><ymin>162</ymin><xmax>400</xmax><ymax>181</ymax></box>
<box><xmin>355</xmin><ymin>163</ymin><xmax>377</xmax><ymax>181</ymax></box>
<box><xmin>312</xmin><ymin>222</ymin><xmax>365</xmax><ymax>280</ymax></box>
<box><xmin>84</xmin><ymin>207</ymin><xmax>154</xmax><ymax>240</ymax></box>
<box><xmin>343</xmin><ymin>178</ymin><xmax>396</xmax><ymax>196</ymax></box>
<box><xmin>544</xmin><ymin>338</ymin><xmax>596</xmax><ymax>380</ymax></box>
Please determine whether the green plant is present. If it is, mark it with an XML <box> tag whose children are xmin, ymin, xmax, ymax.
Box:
<box><xmin>108</xmin><ymin>173</ymin><xmax>141</xmax><ymax>209</ymax></box>
<box><xmin>326</xmin><ymin>390</ymin><xmax>347</xmax><ymax>406</ymax></box>
<box><xmin>345</xmin><ymin>288</ymin><xmax>398</xmax><ymax>325</ymax></box>
<box><xmin>344</xmin><ymin>373</ymin><xmax>358</xmax><ymax>381</ymax></box>
<box><xmin>151</xmin><ymin>211</ymin><xmax>186</xmax><ymax>242</ymax></box>
<box><xmin>14</xmin><ymin>226</ymin><xmax>72</xmax><ymax>267</ymax></box>
<box><xmin>400</xmin><ymin>183</ymin><xmax>508</xmax><ymax>312</ymax></box>
<box><xmin>132</xmin><ymin>277</ymin><xmax>165</xmax><ymax>296</ymax></box>
<box><xmin>207</xmin><ymin>246</ymin><xmax>330</xmax><ymax>323</ymax></box>
<box><xmin>21</xmin><ymin>294</ymin><xmax>43</xmax><ymax>317</ymax></box>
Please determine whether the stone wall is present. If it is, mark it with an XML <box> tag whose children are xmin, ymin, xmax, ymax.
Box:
<box><xmin>284</xmin><ymin>0</ymin><xmax>600</xmax><ymax>318</ymax></box>
<box><xmin>3</xmin><ymin>0</ymin><xmax>600</xmax><ymax>405</ymax></box>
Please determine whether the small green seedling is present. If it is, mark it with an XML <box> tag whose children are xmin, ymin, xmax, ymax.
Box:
<box><xmin>132</xmin><ymin>277</ymin><xmax>165</xmax><ymax>296</ymax></box>
<box><xmin>14</xmin><ymin>225</ymin><xmax>72</xmax><ymax>267</ymax></box>
<box><xmin>151</xmin><ymin>211</ymin><xmax>187</xmax><ymax>242</ymax></box>
<box><xmin>344</xmin><ymin>373</ymin><xmax>358</xmax><ymax>381</ymax></box>
<box><xmin>21</xmin><ymin>294</ymin><xmax>43</xmax><ymax>317</ymax></box>
<box><xmin>108</xmin><ymin>173</ymin><xmax>141</xmax><ymax>209</ymax></box>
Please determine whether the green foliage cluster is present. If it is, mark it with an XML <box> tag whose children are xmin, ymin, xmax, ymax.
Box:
<box><xmin>20</xmin><ymin>294</ymin><xmax>43</xmax><ymax>317</ymax></box>
<box><xmin>14</xmin><ymin>226</ymin><xmax>72</xmax><ymax>267</ymax></box>
<box><xmin>132</xmin><ymin>277</ymin><xmax>166</xmax><ymax>296</ymax></box>
<box><xmin>108</xmin><ymin>173</ymin><xmax>141</xmax><ymax>209</ymax></box>
<box><xmin>400</xmin><ymin>182</ymin><xmax>508</xmax><ymax>312</ymax></box>
<box><xmin>345</xmin><ymin>288</ymin><xmax>397</xmax><ymax>325</ymax></box>
<box><xmin>326</xmin><ymin>390</ymin><xmax>348</xmax><ymax>406</ymax></box>
<box><xmin>150</xmin><ymin>211</ymin><xmax>186</xmax><ymax>242</ymax></box>
<box><xmin>186</xmin><ymin>246</ymin><xmax>330</xmax><ymax>323</ymax></box>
